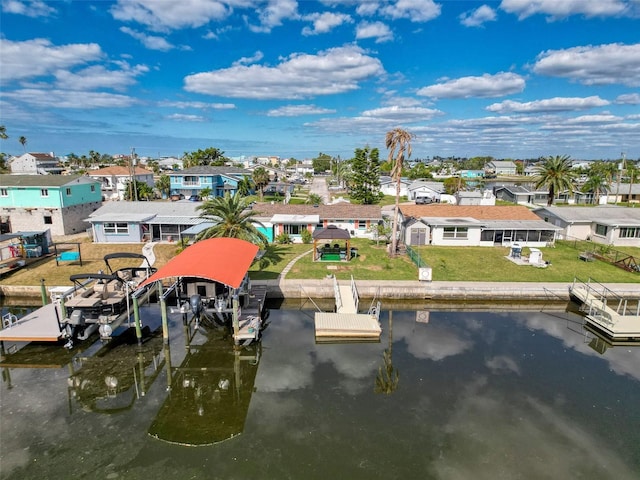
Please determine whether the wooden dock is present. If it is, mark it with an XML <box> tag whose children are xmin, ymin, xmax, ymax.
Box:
<box><xmin>0</xmin><ymin>302</ymin><xmax>63</xmax><ymax>343</ymax></box>
<box><xmin>569</xmin><ymin>278</ymin><xmax>640</xmax><ymax>341</ymax></box>
<box><xmin>314</xmin><ymin>276</ymin><xmax>381</xmax><ymax>342</ymax></box>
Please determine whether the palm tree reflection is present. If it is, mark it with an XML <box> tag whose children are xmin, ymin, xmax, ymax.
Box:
<box><xmin>375</xmin><ymin>311</ymin><xmax>399</xmax><ymax>395</ymax></box>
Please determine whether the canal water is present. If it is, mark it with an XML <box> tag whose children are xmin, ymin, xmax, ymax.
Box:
<box><xmin>1</xmin><ymin>304</ymin><xmax>639</xmax><ymax>479</ymax></box>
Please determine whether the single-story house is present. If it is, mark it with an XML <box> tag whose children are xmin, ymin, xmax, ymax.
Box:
<box><xmin>407</xmin><ymin>180</ymin><xmax>445</xmax><ymax>202</ymax></box>
<box><xmin>251</xmin><ymin>203</ymin><xmax>383</xmax><ymax>243</ymax></box>
<box><xmin>399</xmin><ymin>204</ymin><xmax>560</xmax><ymax>247</ymax></box>
<box><xmin>86</xmin><ymin>201</ymin><xmax>203</xmax><ymax>243</ymax></box>
<box><xmin>455</xmin><ymin>190</ymin><xmax>496</xmax><ymax>206</ymax></box>
<box><xmin>533</xmin><ymin>206</ymin><xmax>640</xmax><ymax>247</ymax></box>
<box><xmin>380</xmin><ymin>176</ymin><xmax>411</xmax><ymax>197</ymax></box>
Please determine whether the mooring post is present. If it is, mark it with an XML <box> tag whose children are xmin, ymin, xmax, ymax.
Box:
<box><xmin>232</xmin><ymin>294</ymin><xmax>239</xmax><ymax>343</ymax></box>
<box><xmin>159</xmin><ymin>283</ymin><xmax>169</xmax><ymax>344</ymax></box>
<box><xmin>132</xmin><ymin>295</ymin><xmax>142</xmax><ymax>345</ymax></box>
<box><xmin>40</xmin><ymin>279</ymin><xmax>48</xmax><ymax>306</ymax></box>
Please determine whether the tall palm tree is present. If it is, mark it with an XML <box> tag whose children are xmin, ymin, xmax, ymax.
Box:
<box><xmin>581</xmin><ymin>173</ymin><xmax>606</xmax><ymax>205</ymax></box>
<box><xmin>237</xmin><ymin>175</ymin><xmax>253</xmax><ymax>196</ymax></box>
<box><xmin>627</xmin><ymin>162</ymin><xmax>638</xmax><ymax>204</ymax></box>
<box><xmin>196</xmin><ymin>192</ymin><xmax>268</xmax><ymax>247</ymax></box>
<box><xmin>18</xmin><ymin>136</ymin><xmax>27</xmax><ymax>152</ymax></box>
<box><xmin>534</xmin><ymin>155</ymin><xmax>575</xmax><ymax>206</ymax></box>
<box><xmin>252</xmin><ymin>167</ymin><xmax>270</xmax><ymax>201</ymax></box>
<box><xmin>385</xmin><ymin>128</ymin><xmax>415</xmax><ymax>256</ymax></box>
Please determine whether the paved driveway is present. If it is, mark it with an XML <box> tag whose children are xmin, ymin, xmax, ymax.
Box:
<box><xmin>309</xmin><ymin>176</ymin><xmax>330</xmax><ymax>204</ymax></box>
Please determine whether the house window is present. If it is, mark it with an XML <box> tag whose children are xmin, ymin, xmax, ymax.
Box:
<box><xmin>184</xmin><ymin>175</ymin><xmax>199</xmax><ymax>186</ymax></box>
<box><xmin>595</xmin><ymin>224</ymin><xmax>608</xmax><ymax>236</ymax></box>
<box><xmin>104</xmin><ymin>222</ymin><xmax>129</xmax><ymax>234</ymax></box>
<box><xmin>443</xmin><ymin>227</ymin><xmax>468</xmax><ymax>239</ymax></box>
<box><xmin>283</xmin><ymin>224</ymin><xmax>302</xmax><ymax>235</ymax></box>
<box><xmin>44</xmin><ymin>216</ymin><xmax>52</xmax><ymax>225</ymax></box>
<box><xmin>65</xmin><ymin>187</ymin><xmax>71</xmax><ymax>195</ymax></box>
<box><xmin>619</xmin><ymin>227</ymin><xmax>640</xmax><ymax>238</ymax></box>
<box><xmin>357</xmin><ymin>220</ymin><xmax>367</xmax><ymax>230</ymax></box>
<box><xmin>0</xmin><ymin>188</ymin><xmax>7</xmax><ymax>197</ymax></box>
<box><xmin>41</xmin><ymin>189</ymin><xmax>49</xmax><ymax>197</ymax></box>
<box><xmin>91</xmin><ymin>185</ymin><xmax>95</xmax><ymax>192</ymax></box>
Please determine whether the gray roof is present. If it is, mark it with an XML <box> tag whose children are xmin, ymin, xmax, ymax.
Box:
<box><xmin>0</xmin><ymin>174</ymin><xmax>98</xmax><ymax>187</ymax></box>
<box><xmin>87</xmin><ymin>201</ymin><xmax>203</xmax><ymax>225</ymax></box>
<box><xmin>533</xmin><ymin>206</ymin><xmax>640</xmax><ymax>226</ymax></box>
<box><xmin>407</xmin><ymin>180</ymin><xmax>445</xmax><ymax>193</ymax></box>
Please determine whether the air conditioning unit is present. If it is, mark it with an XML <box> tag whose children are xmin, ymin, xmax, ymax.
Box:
<box><xmin>418</xmin><ymin>267</ymin><xmax>432</xmax><ymax>282</ymax></box>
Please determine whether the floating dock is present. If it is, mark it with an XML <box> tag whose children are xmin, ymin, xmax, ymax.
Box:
<box><xmin>569</xmin><ymin>278</ymin><xmax>640</xmax><ymax>341</ymax></box>
<box><xmin>233</xmin><ymin>284</ymin><xmax>268</xmax><ymax>343</ymax></box>
<box><xmin>314</xmin><ymin>276</ymin><xmax>381</xmax><ymax>342</ymax></box>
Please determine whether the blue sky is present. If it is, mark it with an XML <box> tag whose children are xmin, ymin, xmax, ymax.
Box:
<box><xmin>1</xmin><ymin>0</ymin><xmax>639</xmax><ymax>161</ymax></box>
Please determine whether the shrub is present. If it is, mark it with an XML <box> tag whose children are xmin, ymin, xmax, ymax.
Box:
<box><xmin>275</xmin><ymin>232</ymin><xmax>292</xmax><ymax>244</ymax></box>
<box><xmin>300</xmin><ymin>229</ymin><xmax>312</xmax><ymax>244</ymax></box>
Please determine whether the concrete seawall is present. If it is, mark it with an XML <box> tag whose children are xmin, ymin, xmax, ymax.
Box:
<box><xmin>2</xmin><ymin>280</ymin><xmax>638</xmax><ymax>302</ymax></box>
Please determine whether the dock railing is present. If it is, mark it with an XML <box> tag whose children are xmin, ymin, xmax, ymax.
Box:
<box><xmin>332</xmin><ymin>275</ymin><xmax>343</xmax><ymax>313</ymax></box>
<box><xmin>572</xmin><ymin>277</ymin><xmax>636</xmax><ymax>317</ymax></box>
<box><xmin>350</xmin><ymin>275</ymin><xmax>360</xmax><ymax>313</ymax></box>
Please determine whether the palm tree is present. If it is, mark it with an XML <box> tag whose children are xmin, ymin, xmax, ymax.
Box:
<box><xmin>0</xmin><ymin>125</ymin><xmax>7</xmax><ymax>140</ymax></box>
<box><xmin>252</xmin><ymin>167</ymin><xmax>270</xmax><ymax>201</ymax></box>
<box><xmin>155</xmin><ymin>174</ymin><xmax>171</xmax><ymax>199</ymax></box>
<box><xmin>306</xmin><ymin>193</ymin><xmax>322</xmax><ymax>205</ymax></box>
<box><xmin>237</xmin><ymin>175</ymin><xmax>253</xmax><ymax>196</ymax></box>
<box><xmin>533</xmin><ymin>155</ymin><xmax>576</xmax><ymax>206</ymax></box>
<box><xmin>627</xmin><ymin>162</ymin><xmax>638</xmax><ymax>204</ymax></box>
<box><xmin>199</xmin><ymin>187</ymin><xmax>212</xmax><ymax>201</ymax></box>
<box><xmin>196</xmin><ymin>192</ymin><xmax>268</xmax><ymax>247</ymax></box>
<box><xmin>582</xmin><ymin>173</ymin><xmax>607</xmax><ymax>205</ymax></box>
<box><xmin>18</xmin><ymin>136</ymin><xmax>27</xmax><ymax>152</ymax></box>
<box><xmin>385</xmin><ymin>128</ymin><xmax>415</xmax><ymax>256</ymax></box>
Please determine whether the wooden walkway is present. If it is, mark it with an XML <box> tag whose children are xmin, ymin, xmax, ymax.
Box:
<box><xmin>0</xmin><ymin>303</ymin><xmax>63</xmax><ymax>343</ymax></box>
<box><xmin>314</xmin><ymin>276</ymin><xmax>381</xmax><ymax>342</ymax></box>
<box><xmin>570</xmin><ymin>279</ymin><xmax>640</xmax><ymax>340</ymax></box>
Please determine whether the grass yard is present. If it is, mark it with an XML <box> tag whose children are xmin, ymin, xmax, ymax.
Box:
<box><xmin>3</xmin><ymin>239</ymin><xmax>178</xmax><ymax>287</ymax></box>
<box><xmin>2</xmin><ymin>237</ymin><xmax>638</xmax><ymax>288</ymax></box>
<box><xmin>414</xmin><ymin>241</ymin><xmax>640</xmax><ymax>283</ymax></box>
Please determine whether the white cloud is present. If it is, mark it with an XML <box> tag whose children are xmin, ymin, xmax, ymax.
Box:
<box><xmin>247</xmin><ymin>0</ymin><xmax>299</xmax><ymax>33</ymax></box>
<box><xmin>0</xmin><ymin>38</ymin><xmax>103</xmax><ymax>83</ymax></box>
<box><xmin>166</xmin><ymin>113</ymin><xmax>206</xmax><ymax>121</ymax></box>
<box><xmin>355</xmin><ymin>20</ymin><xmax>394</xmax><ymax>43</ymax></box>
<box><xmin>3</xmin><ymin>88</ymin><xmax>140</xmax><ymax>108</ymax></box>
<box><xmin>616</xmin><ymin>93</ymin><xmax>640</xmax><ymax>104</ymax></box>
<box><xmin>232</xmin><ymin>51</ymin><xmax>264</xmax><ymax>66</ymax></box>
<box><xmin>487</xmin><ymin>96</ymin><xmax>610</xmax><ymax>113</ymax></box>
<box><xmin>158</xmin><ymin>100</ymin><xmax>236</xmax><ymax>110</ymax></box>
<box><xmin>1</xmin><ymin>0</ymin><xmax>56</xmax><ymax>17</ymax></box>
<box><xmin>417</xmin><ymin>72</ymin><xmax>526</xmax><ymax>99</ymax></box>
<box><xmin>459</xmin><ymin>5</ymin><xmax>497</xmax><ymax>27</ymax></box>
<box><xmin>500</xmin><ymin>0</ymin><xmax>630</xmax><ymax>20</ymax></box>
<box><xmin>110</xmin><ymin>0</ymin><xmax>232</xmax><ymax>32</ymax></box>
<box><xmin>266</xmin><ymin>104</ymin><xmax>336</xmax><ymax>116</ymax></box>
<box><xmin>119</xmin><ymin>26</ymin><xmax>175</xmax><ymax>51</ymax></box>
<box><xmin>361</xmin><ymin>105</ymin><xmax>441</xmax><ymax>120</ymax></box>
<box><xmin>565</xmin><ymin>114</ymin><xmax>622</xmax><ymax>124</ymax></box>
<box><xmin>184</xmin><ymin>45</ymin><xmax>384</xmax><ymax>99</ymax></box>
<box><xmin>533</xmin><ymin>43</ymin><xmax>640</xmax><ymax>87</ymax></box>
<box><xmin>302</xmin><ymin>11</ymin><xmax>352</xmax><ymax>35</ymax></box>
<box><xmin>380</xmin><ymin>0</ymin><xmax>441</xmax><ymax>22</ymax></box>
<box><xmin>53</xmin><ymin>63</ymin><xmax>149</xmax><ymax>92</ymax></box>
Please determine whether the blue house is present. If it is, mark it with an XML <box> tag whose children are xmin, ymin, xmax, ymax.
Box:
<box><xmin>168</xmin><ymin>166</ymin><xmax>253</xmax><ymax>200</ymax></box>
<box><xmin>0</xmin><ymin>174</ymin><xmax>102</xmax><ymax>236</ymax></box>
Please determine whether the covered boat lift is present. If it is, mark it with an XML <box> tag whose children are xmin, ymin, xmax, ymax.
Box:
<box><xmin>139</xmin><ymin>238</ymin><xmax>267</xmax><ymax>345</ymax></box>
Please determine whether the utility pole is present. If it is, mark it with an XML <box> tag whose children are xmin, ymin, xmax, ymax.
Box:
<box><xmin>615</xmin><ymin>152</ymin><xmax>624</xmax><ymax>205</ymax></box>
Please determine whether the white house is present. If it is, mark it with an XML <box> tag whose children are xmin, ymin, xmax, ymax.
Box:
<box><xmin>399</xmin><ymin>204</ymin><xmax>559</xmax><ymax>247</ymax></box>
<box><xmin>485</xmin><ymin>160</ymin><xmax>517</xmax><ymax>176</ymax></box>
<box><xmin>455</xmin><ymin>190</ymin><xmax>496</xmax><ymax>206</ymax></box>
<box><xmin>9</xmin><ymin>152</ymin><xmax>64</xmax><ymax>175</ymax></box>
<box><xmin>87</xmin><ymin>165</ymin><xmax>155</xmax><ymax>201</ymax></box>
<box><xmin>533</xmin><ymin>206</ymin><xmax>640</xmax><ymax>247</ymax></box>
<box><xmin>380</xmin><ymin>176</ymin><xmax>411</xmax><ymax>197</ymax></box>
<box><xmin>407</xmin><ymin>180</ymin><xmax>445</xmax><ymax>202</ymax></box>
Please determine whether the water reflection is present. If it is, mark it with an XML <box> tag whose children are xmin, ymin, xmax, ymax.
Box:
<box><xmin>149</xmin><ymin>331</ymin><xmax>261</xmax><ymax>446</ymax></box>
<box><xmin>0</xmin><ymin>306</ymin><xmax>638</xmax><ymax>479</ymax></box>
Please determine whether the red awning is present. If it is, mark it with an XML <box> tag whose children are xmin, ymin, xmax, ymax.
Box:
<box><xmin>140</xmin><ymin>237</ymin><xmax>259</xmax><ymax>290</ymax></box>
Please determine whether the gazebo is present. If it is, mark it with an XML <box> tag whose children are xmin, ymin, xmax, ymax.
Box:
<box><xmin>312</xmin><ymin>225</ymin><xmax>352</xmax><ymax>261</ymax></box>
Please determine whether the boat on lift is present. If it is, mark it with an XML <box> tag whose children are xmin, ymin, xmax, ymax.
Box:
<box><xmin>61</xmin><ymin>252</ymin><xmax>157</xmax><ymax>348</ymax></box>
